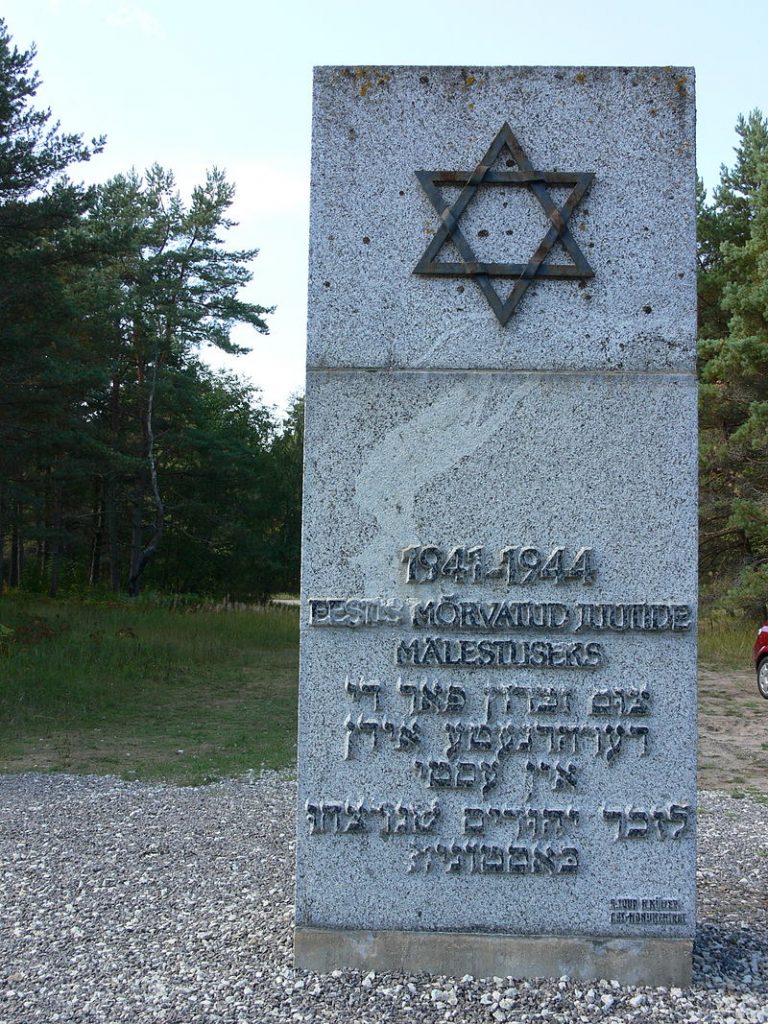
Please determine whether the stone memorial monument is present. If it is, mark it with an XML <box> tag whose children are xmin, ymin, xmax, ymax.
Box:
<box><xmin>295</xmin><ymin>66</ymin><xmax>697</xmax><ymax>986</ymax></box>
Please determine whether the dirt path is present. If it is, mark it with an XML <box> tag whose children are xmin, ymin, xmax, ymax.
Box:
<box><xmin>698</xmin><ymin>665</ymin><xmax>768</xmax><ymax>798</ymax></box>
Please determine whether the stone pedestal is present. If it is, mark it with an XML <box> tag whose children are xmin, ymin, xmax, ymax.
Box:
<box><xmin>296</xmin><ymin>66</ymin><xmax>697</xmax><ymax>985</ymax></box>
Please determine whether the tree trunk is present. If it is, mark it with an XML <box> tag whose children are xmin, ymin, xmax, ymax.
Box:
<box><xmin>38</xmin><ymin>471</ymin><xmax>50</xmax><ymax>574</ymax></box>
<box><xmin>128</xmin><ymin>472</ymin><xmax>146</xmax><ymax>597</ymax></box>
<box><xmin>88</xmin><ymin>477</ymin><xmax>104</xmax><ymax>587</ymax></box>
<box><xmin>127</xmin><ymin>351</ymin><xmax>165</xmax><ymax>598</ymax></box>
<box><xmin>0</xmin><ymin>482</ymin><xmax>5</xmax><ymax>594</ymax></box>
<box><xmin>107</xmin><ymin>373</ymin><xmax>122</xmax><ymax>592</ymax></box>
<box><xmin>48</xmin><ymin>488</ymin><xmax>62</xmax><ymax>598</ymax></box>
<box><xmin>105</xmin><ymin>477</ymin><xmax>121</xmax><ymax>592</ymax></box>
<box><xmin>10</xmin><ymin>505</ymin><xmax>23</xmax><ymax>588</ymax></box>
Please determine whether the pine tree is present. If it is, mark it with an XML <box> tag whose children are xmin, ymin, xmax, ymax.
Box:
<box><xmin>697</xmin><ymin>111</ymin><xmax>768</xmax><ymax>340</ymax></box>
<box><xmin>83</xmin><ymin>166</ymin><xmax>273</xmax><ymax>595</ymax></box>
<box><xmin>0</xmin><ymin>17</ymin><xmax>104</xmax><ymax>594</ymax></box>
<box><xmin>0</xmin><ymin>20</ymin><xmax>293</xmax><ymax>601</ymax></box>
<box><xmin>698</xmin><ymin>110</ymin><xmax>768</xmax><ymax>613</ymax></box>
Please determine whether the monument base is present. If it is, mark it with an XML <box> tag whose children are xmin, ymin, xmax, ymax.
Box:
<box><xmin>294</xmin><ymin>927</ymin><xmax>692</xmax><ymax>987</ymax></box>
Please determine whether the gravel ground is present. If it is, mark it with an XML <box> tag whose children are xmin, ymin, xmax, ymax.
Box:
<box><xmin>1</xmin><ymin>773</ymin><xmax>767</xmax><ymax>1024</ymax></box>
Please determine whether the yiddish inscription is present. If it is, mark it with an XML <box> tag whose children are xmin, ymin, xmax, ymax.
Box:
<box><xmin>304</xmin><ymin>542</ymin><xmax>691</xmax><ymax>912</ymax></box>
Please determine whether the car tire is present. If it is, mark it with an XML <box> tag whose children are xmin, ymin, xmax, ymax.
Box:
<box><xmin>758</xmin><ymin>657</ymin><xmax>768</xmax><ymax>700</ymax></box>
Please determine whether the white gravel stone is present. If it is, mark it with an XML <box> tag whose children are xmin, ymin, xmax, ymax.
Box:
<box><xmin>0</xmin><ymin>775</ymin><xmax>766</xmax><ymax>1023</ymax></box>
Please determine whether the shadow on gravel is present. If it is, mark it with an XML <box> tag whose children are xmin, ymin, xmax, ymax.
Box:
<box><xmin>693</xmin><ymin>922</ymin><xmax>768</xmax><ymax>991</ymax></box>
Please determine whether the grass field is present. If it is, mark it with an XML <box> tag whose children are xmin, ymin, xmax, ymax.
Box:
<box><xmin>0</xmin><ymin>594</ymin><xmax>298</xmax><ymax>785</ymax></box>
<box><xmin>698</xmin><ymin>610</ymin><xmax>758</xmax><ymax>670</ymax></box>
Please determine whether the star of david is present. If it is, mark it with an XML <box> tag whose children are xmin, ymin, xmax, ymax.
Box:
<box><xmin>413</xmin><ymin>123</ymin><xmax>595</xmax><ymax>325</ymax></box>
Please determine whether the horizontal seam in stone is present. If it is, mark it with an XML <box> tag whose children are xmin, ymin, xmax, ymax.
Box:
<box><xmin>305</xmin><ymin>366</ymin><xmax>697</xmax><ymax>379</ymax></box>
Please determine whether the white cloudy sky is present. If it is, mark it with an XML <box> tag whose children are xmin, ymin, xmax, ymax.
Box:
<box><xmin>3</xmin><ymin>0</ymin><xmax>765</xmax><ymax>411</ymax></box>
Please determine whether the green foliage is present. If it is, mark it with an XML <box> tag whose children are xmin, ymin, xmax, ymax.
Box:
<box><xmin>698</xmin><ymin>110</ymin><xmax>768</xmax><ymax>615</ymax></box>
<box><xmin>78</xmin><ymin>165</ymin><xmax>275</xmax><ymax>595</ymax></box>
<box><xmin>145</xmin><ymin>367</ymin><xmax>302</xmax><ymax>600</ymax></box>
<box><xmin>86</xmin><ymin>165</ymin><xmax>271</xmax><ymax>357</ymax></box>
<box><xmin>0</xmin><ymin>17</ymin><xmax>103</xmax><ymax>200</ymax></box>
<box><xmin>0</xmin><ymin>17</ymin><xmax>301</xmax><ymax>601</ymax></box>
<box><xmin>268</xmin><ymin>396</ymin><xmax>304</xmax><ymax>595</ymax></box>
<box><xmin>0</xmin><ymin>18</ymin><xmax>107</xmax><ymax>597</ymax></box>
<box><xmin>697</xmin><ymin>112</ymin><xmax>768</xmax><ymax>339</ymax></box>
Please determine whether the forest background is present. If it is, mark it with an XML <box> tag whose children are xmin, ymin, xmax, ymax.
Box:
<box><xmin>1</xmin><ymin>18</ymin><xmax>767</xmax><ymax>616</ymax></box>
<box><xmin>0</xmin><ymin>19</ymin><xmax>301</xmax><ymax>602</ymax></box>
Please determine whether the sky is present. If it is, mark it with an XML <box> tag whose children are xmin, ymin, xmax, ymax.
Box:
<box><xmin>3</xmin><ymin>0</ymin><xmax>766</xmax><ymax>413</ymax></box>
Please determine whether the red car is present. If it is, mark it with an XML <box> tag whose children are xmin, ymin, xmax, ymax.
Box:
<box><xmin>755</xmin><ymin>623</ymin><xmax>768</xmax><ymax>698</ymax></box>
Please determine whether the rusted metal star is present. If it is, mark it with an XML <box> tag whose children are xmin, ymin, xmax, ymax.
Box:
<box><xmin>413</xmin><ymin>123</ymin><xmax>595</xmax><ymax>325</ymax></box>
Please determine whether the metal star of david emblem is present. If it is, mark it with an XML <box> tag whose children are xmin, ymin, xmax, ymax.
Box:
<box><xmin>413</xmin><ymin>123</ymin><xmax>595</xmax><ymax>325</ymax></box>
